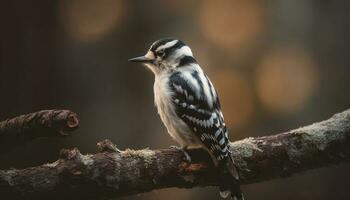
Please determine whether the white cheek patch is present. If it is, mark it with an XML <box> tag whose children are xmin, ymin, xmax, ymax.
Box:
<box><xmin>156</xmin><ymin>40</ymin><xmax>178</xmax><ymax>52</ymax></box>
<box><xmin>175</xmin><ymin>46</ymin><xmax>193</xmax><ymax>57</ymax></box>
<box><xmin>167</xmin><ymin>46</ymin><xmax>193</xmax><ymax>66</ymax></box>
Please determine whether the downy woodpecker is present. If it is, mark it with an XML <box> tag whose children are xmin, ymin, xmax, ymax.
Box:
<box><xmin>129</xmin><ymin>38</ymin><xmax>243</xmax><ymax>200</ymax></box>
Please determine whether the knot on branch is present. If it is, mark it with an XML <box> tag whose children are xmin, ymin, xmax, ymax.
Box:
<box><xmin>45</xmin><ymin>110</ymin><xmax>79</xmax><ymax>136</ymax></box>
<box><xmin>97</xmin><ymin>139</ymin><xmax>120</xmax><ymax>153</ymax></box>
<box><xmin>59</xmin><ymin>148</ymin><xmax>82</xmax><ymax>160</ymax></box>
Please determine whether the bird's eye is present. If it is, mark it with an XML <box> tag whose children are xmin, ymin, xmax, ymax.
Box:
<box><xmin>157</xmin><ymin>50</ymin><xmax>165</xmax><ymax>57</ymax></box>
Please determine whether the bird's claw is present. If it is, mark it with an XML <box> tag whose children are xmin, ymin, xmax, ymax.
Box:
<box><xmin>170</xmin><ymin>146</ymin><xmax>192</xmax><ymax>163</ymax></box>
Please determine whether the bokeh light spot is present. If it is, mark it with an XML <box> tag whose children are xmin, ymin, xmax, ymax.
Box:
<box><xmin>211</xmin><ymin>69</ymin><xmax>254</xmax><ymax>129</ymax></box>
<box><xmin>198</xmin><ymin>0</ymin><xmax>265</xmax><ymax>51</ymax></box>
<box><xmin>59</xmin><ymin>0</ymin><xmax>124</xmax><ymax>42</ymax></box>
<box><xmin>255</xmin><ymin>45</ymin><xmax>319</xmax><ymax>115</ymax></box>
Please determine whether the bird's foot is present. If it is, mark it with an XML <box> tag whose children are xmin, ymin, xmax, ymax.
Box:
<box><xmin>170</xmin><ymin>145</ymin><xmax>192</xmax><ymax>163</ymax></box>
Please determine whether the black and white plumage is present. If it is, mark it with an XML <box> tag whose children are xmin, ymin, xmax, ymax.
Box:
<box><xmin>129</xmin><ymin>38</ymin><xmax>243</xmax><ymax>200</ymax></box>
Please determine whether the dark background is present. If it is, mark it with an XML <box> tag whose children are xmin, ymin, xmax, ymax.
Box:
<box><xmin>1</xmin><ymin>0</ymin><xmax>349</xmax><ymax>199</ymax></box>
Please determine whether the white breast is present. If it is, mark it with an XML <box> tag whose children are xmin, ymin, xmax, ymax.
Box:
<box><xmin>153</xmin><ymin>71</ymin><xmax>198</xmax><ymax>147</ymax></box>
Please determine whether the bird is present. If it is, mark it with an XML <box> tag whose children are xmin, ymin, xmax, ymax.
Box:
<box><xmin>129</xmin><ymin>38</ymin><xmax>243</xmax><ymax>200</ymax></box>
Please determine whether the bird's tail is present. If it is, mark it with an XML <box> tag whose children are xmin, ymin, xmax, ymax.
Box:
<box><xmin>218</xmin><ymin>152</ymin><xmax>244</xmax><ymax>200</ymax></box>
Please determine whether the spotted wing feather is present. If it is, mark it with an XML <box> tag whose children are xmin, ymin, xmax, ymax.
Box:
<box><xmin>168</xmin><ymin>71</ymin><xmax>230</xmax><ymax>163</ymax></box>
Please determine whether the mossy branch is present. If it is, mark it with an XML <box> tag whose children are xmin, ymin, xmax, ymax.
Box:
<box><xmin>0</xmin><ymin>109</ymin><xmax>350</xmax><ymax>200</ymax></box>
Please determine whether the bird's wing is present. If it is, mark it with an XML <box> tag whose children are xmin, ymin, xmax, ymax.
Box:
<box><xmin>168</xmin><ymin>70</ymin><xmax>230</xmax><ymax>163</ymax></box>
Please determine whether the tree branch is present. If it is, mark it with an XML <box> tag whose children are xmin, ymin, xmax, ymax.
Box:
<box><xmin>0</xmin><ymin>109</ymin><xmax>79</xmax><ymax>137</ymax></box>
<box><xmin>0</xmin><ymin>110</ymin><xmax>79</xmax><ymax>152</ymax></box>
<box><xmin>0</xmin><ymin>109</ymin><xmax>349</xmax><ymax>200</ymax></box>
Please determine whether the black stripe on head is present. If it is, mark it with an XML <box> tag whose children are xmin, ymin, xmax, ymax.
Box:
<box><xmin>163</xmin><ymin>40</ymin><xmax>186</xmax><ymax>59</ymax></box>
<box><xmin>178</xmin><ymin>56</ymin><xmax>197</xmax><ymax>67</ymax></box>
<box><xmin>150</xmin><ymin>38</ymin><xmax>177</xmax><ymax>52</ymax></box>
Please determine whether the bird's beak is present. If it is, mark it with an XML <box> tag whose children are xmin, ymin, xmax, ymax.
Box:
<box><xmin>128</xmin><ymin>56</ymin><xmax>153</xmax><ymax>63</ymax></box>
<box><xmin>129</xmin><ymin>51</ymin><xmax>155</xmax><ymax>64</ymax></box>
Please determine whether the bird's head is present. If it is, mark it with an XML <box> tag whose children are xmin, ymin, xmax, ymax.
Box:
<box><xmin>129</xmin><ymin>38</ymin><xmax>195</xmax><ymax>74</ymax></box>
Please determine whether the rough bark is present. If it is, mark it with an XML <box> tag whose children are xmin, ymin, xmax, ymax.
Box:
<box><xmin>0</xmin><ymin>110</ymin><xmax>79</xmax><ymax>152</ymax></box>
<box><xmin>0</xmin><ymin>109</ymin><xmax>349</xmax><ymax>200</ymax></box>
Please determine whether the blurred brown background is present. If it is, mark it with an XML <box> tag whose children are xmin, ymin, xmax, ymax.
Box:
<box><xmin>0</xmin><ymin>0</ymin><xmax>349</xmax><ymax>199</ymax></box>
